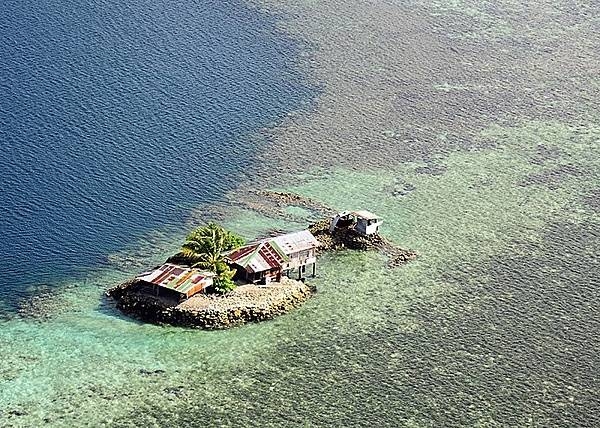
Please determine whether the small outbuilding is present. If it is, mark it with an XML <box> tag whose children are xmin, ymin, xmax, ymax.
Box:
<box><xmin>329</xmin><ymin>210</ymin><xmax>383</xmax><ymax>235</ymax></box>
<box><xmin>135</xmin><ymin>263</ymin><xmax>214</xmax><ymax>300</ymax></box>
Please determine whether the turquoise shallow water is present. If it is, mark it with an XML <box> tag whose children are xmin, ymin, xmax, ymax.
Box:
<box><xmin>1</xmin><ymin>121</ymin><xmax>598</xmax><ymax>427</ymax></box>
<box><xmin>2</xmin><ymin>0</ymin><xmax>600</xmax><ymax>427</ymax></box>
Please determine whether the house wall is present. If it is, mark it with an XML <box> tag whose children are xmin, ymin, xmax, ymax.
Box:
<box><xmin>233</xmin><ymin>265</ymin><xmax>282</xmax><ymax>284</ymax></box>
<box><xmin>286</xmin><ymin>248</ymin><xmax>317</xmax><ymax>270</ymax></box>
<box><xmin>232</xmin><ymin>264</ymin><xmax>251</xmax><ymax>282</ymax></box>
<box><xmin>135</xmin><ymin>280</ymin><xmax>185</xmax><ymax>302</ymax></box>
<box><xmin>356</xmin><ymin>219</ymin><xmax>381</xmax><ymax>235</ymax></box>
<box><xmin>185</xmin><ymin>282</ymin><xmax>208</xmax><ymax>298</ymax></box>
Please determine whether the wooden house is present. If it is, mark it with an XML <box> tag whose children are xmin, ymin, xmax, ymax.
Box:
<box><xmin>272</xmin><ymin>230</ymin><xmax>319</xmax><ymax>279</ymax></box>
<box><xmin>135</xmin><ymin>263</ymin><xmax>214</xmax><ymax>300</ymax></box>
<box><xmin>226</xmin><ymin>230</ymin><xmax>320</xmax><ymax>284</ymax></box>
<box><xmin>226</xmin><ymin>240</ymin><xmax>288</xmax><ymax>284</ymax></box>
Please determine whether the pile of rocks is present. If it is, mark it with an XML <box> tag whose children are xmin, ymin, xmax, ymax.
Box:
<box><xmin>107</xmin><ymin>211</ymin><xmax>416</xmax><ymax>330</ymax></box>
<box><xmin>106</xmin><ymin>278</ymin><xmax>315</xmax><ymax>329</ymax></box>
<box><xmin>309</xmin><ymin>219</ymin><xmax>417</xmax><ymax>267</ymax></box>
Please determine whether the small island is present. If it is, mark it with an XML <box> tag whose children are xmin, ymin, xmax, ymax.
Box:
<box><xmin>107</xmin><ymin>210</ymin><xmax>416</xmax><ymax>329</ymax></box>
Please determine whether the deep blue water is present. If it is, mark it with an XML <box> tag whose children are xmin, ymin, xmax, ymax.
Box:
<box><xmin>0</xmin><ymin>0</ymin><xmax>311</xmax><ymax>305</ymax></box>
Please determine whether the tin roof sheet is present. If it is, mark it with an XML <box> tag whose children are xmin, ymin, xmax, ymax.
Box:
<box><xmin>227</xmin><ymin>241</ymin><xmax>289</xmax><ymax>273</ymax></box>
<box><xmin>227</xmin><ymin>230</ymin><xmax>319</xmax><ymax>273</ymax></box>
<box><xmin>137</xmin><ymin>263</ymin><xmax>214</xmax><ymax>295</ymax></box>
<box><xmin>351</xmin><ymin>210</ymin><xmax>380</xmax><ymax>220</ymax></box>
<box><xmin>272</xmin><ymin>230</ymin><xmax>320</xmax><ymax>255</ymax></box>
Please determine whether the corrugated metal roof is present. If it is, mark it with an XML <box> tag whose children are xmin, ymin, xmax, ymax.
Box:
<box><xmin>137</xmin><ymin>263</ymin><xmax>214</xmax><ymax>296</ymax></box>
<box><xmin>272</xmin><ymin>230</ymin><xmax>320</xmax><ymax>255</ymax></box>
<box><xmin>227</xmin><ymin>230</ymin><xmax>319</xmax><ymax>273</ymax></box>
<box><xmin>226</xmin><ymin>245</ymin><xmax>256</xmax><ymax>264</ymax></box>
<box><xmin>227</xmin><ymin>241</ymin><xmax>289</xmax><ymax>273</ymax></box>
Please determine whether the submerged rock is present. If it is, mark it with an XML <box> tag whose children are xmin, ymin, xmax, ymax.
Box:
<box><xmin>139</xmin><ymin>369</ymin><xmax>166</xmax><ymax>376</ymax></box>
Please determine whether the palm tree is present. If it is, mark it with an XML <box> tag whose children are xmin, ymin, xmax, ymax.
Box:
<box><xmin>181</xmin><ymin>223</ymin><xmax>244</xmax><ymax>293</ymax></box>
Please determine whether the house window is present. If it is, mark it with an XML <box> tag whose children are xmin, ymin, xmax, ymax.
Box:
<box><xmin>297</xmin><ymin>250</ymin><xmax>310</xmax><ymax>259</ymax></box>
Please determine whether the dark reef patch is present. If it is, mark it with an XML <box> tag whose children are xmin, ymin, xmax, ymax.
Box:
<box><xmin>520</xmin><ymin>164</ymin><xmax>584</xmax><ymax>189</ymax></box>
<box><xmin>116</xmin><ymin>220</ymin><xmax>600</xmax><ymax>427</ymax></box>
<box><xmin>582</xmin><ymin>188</ymin><xmax>600</xmax><ymax>212</ymax></box>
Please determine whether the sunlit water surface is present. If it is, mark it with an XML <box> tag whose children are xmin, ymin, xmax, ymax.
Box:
<box><xmin>0</xmin><ymin>0</ymin><xmax>311</xmax><ymax>307</ymax></box>
<box><xmin>1</xmin><ymin>1</ymin><xmax>599</xmax><ymax>427</ymax></box>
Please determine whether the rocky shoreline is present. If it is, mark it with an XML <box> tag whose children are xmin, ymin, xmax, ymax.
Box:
<box><xmin>106</xmin><ymin>277</ymin><xmax>315</xmax><ymax>329</ymax></box>
<box><xmin>107</xmin><ymin>206</ymin><xmax>416</xmax><ymax>330</ymax></box>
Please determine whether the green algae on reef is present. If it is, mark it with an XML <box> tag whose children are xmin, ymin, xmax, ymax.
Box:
<box><xmin>3</xmin><ymin>0</ymin><xmax>600</xmax><ymax>424</ymax></box>
<box><xmin>4</xmin><ymin>119</ymin><xmax>596</xmax><ymax>427</ymax></box>
<box><xmin>199</xmin><ymin>123</ymin><xmax>599</xmax><ymax>427</ymax></box>
<box><xmin>89</xmin><ymin>121</ymin><xmax>598</xmax><ymax>427</ymax></box>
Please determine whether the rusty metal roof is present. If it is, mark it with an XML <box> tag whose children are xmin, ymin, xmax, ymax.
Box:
<box><xmin>227</xmin><ymin>240</ymin><xmax>289</xmax><ymax>273</ymax></box>
<box><xmin>227</xmin><ymin>230</ymin><xmax>319</xmax><ymax>273</ymax></box>
<box><xmin>137</xmin><ymin>263</ymin><xmax>214</xmax><ymax>296</ymax></box>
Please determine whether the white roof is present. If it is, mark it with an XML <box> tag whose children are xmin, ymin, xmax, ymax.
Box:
<box><xmin>351</xmin><ymin>210</ymin><xmax>380</xmax><ymax>220</ymax></box>
<box><xmin>272</xmin><ymin>230</ymin><xmax>319</xmax><ymax>255</ymax></box>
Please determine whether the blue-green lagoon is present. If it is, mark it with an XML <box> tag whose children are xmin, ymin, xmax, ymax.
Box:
<box><xmin>1</xmin><ymin>0</ymin><xmax>599</xmax><ymax>427</ymax></box>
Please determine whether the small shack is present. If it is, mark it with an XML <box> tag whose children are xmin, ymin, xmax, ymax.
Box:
<box><xmin>135</xmin><ymin>263</ymin><xmax>214</xmax><ymax>300</ymax></box>
<box><xmin>329</xmin><ymin>210</ymin><xmax>383</xmax><ymax>235</ymax></box>
<box><xmin>227</xmin><ymin>230</ymin><xmax>320</xmax><ymax>284</ymax></box>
